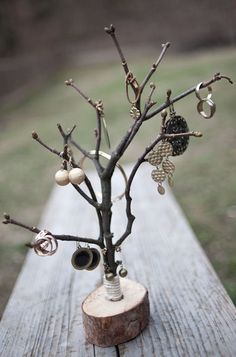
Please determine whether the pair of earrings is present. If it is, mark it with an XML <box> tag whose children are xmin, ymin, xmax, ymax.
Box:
<box><xmin>148</xmin><ymin>102</ymin><xmax>190</xmax><ymax>194</ymax></box>
<box><xmin>71</xmin><ymin>244</ymin><xmax>101</xmax><ymax>271</ymax></box>
<box><xmin>55</xmin><ymin>165</ymin><xmax>85</xmax><ymax>186</ymax></box>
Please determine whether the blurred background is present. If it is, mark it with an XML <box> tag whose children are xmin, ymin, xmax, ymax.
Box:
<box><xmin>0</xmin><ymin>0</ymin><xmax>235</xmax><ymax>317</ymax></box>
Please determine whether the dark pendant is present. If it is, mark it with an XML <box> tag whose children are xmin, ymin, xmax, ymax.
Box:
<box><xmin>164</xmin><ymin>115</ymin><xmax>189</xmax><ymax>156</ymax></box>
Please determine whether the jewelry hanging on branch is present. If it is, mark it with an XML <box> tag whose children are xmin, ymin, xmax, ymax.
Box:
<box><xmin>33</xmin><ymin>230</ymin><xmax>58</xmax><ymax>256</ymax></box>
<box><xmin>147</xmin><ymin>98</ymin><xmax>190</xmax><ymax>195</ymax></box>
<box><xmin>125</xmin><ymin>72</ymin><xmax>141</xmax><ymax>120</ymax></box>
<box><xmin>195</xmin><ymin>82</ymin><xmax>216</xmax><ymax>119</ymax></box>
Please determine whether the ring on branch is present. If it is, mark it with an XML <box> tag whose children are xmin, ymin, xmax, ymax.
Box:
<box><xmin>195</xmin><ymin>82</ymin><xmax>213</xmax><ymax>101</ymax></box>
<box><xmin>80</xmin><ymin>150</ymin><xmax>128</xmax><ymax>203</ymax></box>
<box><xmin>197</xmin><ymin>98</ymin><xmax>216</xmax><ymax>119</ymax></box>
<box><xmin>33</xmin><ymin>230</ymin><xmax>58</xmax><ymax>256</ymax></box>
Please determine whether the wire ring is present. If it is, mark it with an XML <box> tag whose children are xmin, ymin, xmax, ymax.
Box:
<box><xmin>34</xmin><ymin>230</ymin><xmax>58</xmax><ymax>256</ymax></box>
<box><xmin>80</xmin><ymin>150</ymin><xmax>128</xmax><ymax>203</ymax></box>
<box><xmin>197</xmin><ymin>98</ymin><xmax>216</xmax><ymax>119</ymax></box>
<box><xmin>125</xmin><ymin>72</ymin><xmax>141</xmax><ymax>105</ymax></box>
<box><xmin>195</xmin><ymin>82</ymin><xmax>213</xmax><ymax>101</ymax></box>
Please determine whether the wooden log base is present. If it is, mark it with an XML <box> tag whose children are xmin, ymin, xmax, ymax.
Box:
<box><xmin>82</xmin><ymin>278</ymin><xmax>150</xmax><ymax>347</ymax></box>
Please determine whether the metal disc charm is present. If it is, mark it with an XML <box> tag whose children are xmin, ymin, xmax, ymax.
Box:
<box><xmin>164</xmin><ymin>115</ymin><xmax>189</xmax><ymax>156</ymax></box>
<box><xmin>151</xmin><ymin>168</ymin><xmax>166</xmax><ymax>183</ymax></box>
<box><xmin>168</xmin><ymin>175</ymin><xmax>174</xmax><ymax>187</ymax></box>
<box><xmin>162</xmin><ymin>159</ymin><xmax>175</xmax><ymax>174</ymax></box>
<box><xmin>157</xmin><ymin>184</ymin><xmax>165</xmax><ymax>195</ymax></box>
<box><xmin>157</xmin><ymin>141</ymin><xmax>173</xmax><ymax>157</ymax></box>
<box><xmin>147</xmin><ymin>150</ymin><xmax>162</xmax><ymax>166</ymax></box>
<box><xmin>130</xmin><ymin>105</ymin><xmax>140</xmax><ymax>119</ymax></box>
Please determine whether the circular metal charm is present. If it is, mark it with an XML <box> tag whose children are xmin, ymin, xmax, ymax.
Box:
<box><xmin>157</xmin><ymin>141</ymin><xmax>173</xmax><ymax>157</ymax></box>
<box><xmin>147</xmin><ymin>150</ymin><xmax>162</xmax><ymax>166</ymax></box>
<box><xmin>162</xmin><ymin>159</ymin><xmax>175</xmax><ymax>174</ymax></box>
<box><xmin>130</xmin><ymin>105</ymin><xmax>140</xmax><ymax>119</ymax></box>
<box><xmin>151</xmin><ymin>168</ymin><xmax>166</xmax><ymax>183</ymax></box>
<box><xmin>164</xmin><ymin>115</ymin><xmax>189</xmax><ymax>156</ymax></box>
<box><xmin>157</xmin><ymin>184</ymin><xmax>165</xmax><ymax>195</ymax></box>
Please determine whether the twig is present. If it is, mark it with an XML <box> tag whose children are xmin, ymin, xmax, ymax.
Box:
<box><xmin>145</xmin><ymin>73</ymin><xmax>233</xmax><ymax>121</ymax></box>
<box><xmin>32</xmin><ymin>131</ymin><xmax>101</xmax><ymax>209</ymax></box>
<box><xmin>57</xmin><ymin>123</ymin><xmax>76</xmax><ymax>145</ymax></box>
<box><xmin>104</xmin><ymin>24</ymin><xmax>130</xmax><ymax>76</ymax></box>
<box><xmin>164</xmin><ymin>131</ymin><xmax>203</xmax><ymax>139</ymax></box>
<box><xmin>65</xmin><ymin>79</ymin><xmax>97</xmax><ymax>108</ymax></box>
<box><xmin>115</xmin><ymin>134</ymin><xmax>164</xmax><ymax>247</ymax></box>
<box><xmin>104</xmin><ymin>24</ymin><xmax>139</xmax><ymax>102</ymax></box>
<box><xmin>2</xmin><ymin>214</ymin><xmax>103</xmax><ymax>247</ymax></box>
<box><xmin>140</xmin><ymin>42</ymin><xmax>170</xmax><ymax>93</ymax></box>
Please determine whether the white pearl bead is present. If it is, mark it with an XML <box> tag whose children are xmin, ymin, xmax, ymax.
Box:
<box><xmin>55</xmin><ymin>169</ymin><xmax>69</xmax><ymax>186</ymax></box>
<box><xmin>69</xmin><ymin>168</ymin><xmax>85</xmax><ymax>185</ymax></box>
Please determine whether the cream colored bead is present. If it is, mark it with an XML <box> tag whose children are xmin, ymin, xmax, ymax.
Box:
<box><xmin>69</xmin><ymin>168</ymin><xmax>85</xmax><ymax>185</ymax></box>
<box><xmin>55</xmin><ymin>169</ymin><xmax>69</xmax><ymax>186</ymax></box>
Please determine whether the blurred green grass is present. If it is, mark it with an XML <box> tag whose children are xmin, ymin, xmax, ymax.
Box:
<box><xmin>0</xmin><ymin>48</ymin><xmax>235</xmax><ymax>312</ymax></box>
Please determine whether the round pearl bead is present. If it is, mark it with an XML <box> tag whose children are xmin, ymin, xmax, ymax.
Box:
<box><xmin>69</xmin><ymin>168</ymin><xmax>85</xmax><ymax>185</ymax></box>
<box><xmin>55</xmin><ymin>169</ymin><xmax>69</xmax><ymax>186</ymax></box>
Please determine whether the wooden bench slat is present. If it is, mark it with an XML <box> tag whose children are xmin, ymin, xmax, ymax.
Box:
<box><xmin>0</xmin><ymin>165</ymin><xmax>236</xmax><ymax>356</ymax></box>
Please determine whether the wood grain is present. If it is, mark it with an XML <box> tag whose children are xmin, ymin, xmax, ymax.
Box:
<box><xmin>0</xmin><ymin>164</ymin><xmax>236</xmax><ymax>356</ymax></box>
<box><xmin>82</xmin><ymin>278</ymin><xmax>149</xmax><ymax>347</ymax></box>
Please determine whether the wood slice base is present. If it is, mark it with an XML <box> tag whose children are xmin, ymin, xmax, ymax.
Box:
<box><xmin>82</xmin><ymin>278</ymin><xmax>150</xmax><ymax>347</ymax></box>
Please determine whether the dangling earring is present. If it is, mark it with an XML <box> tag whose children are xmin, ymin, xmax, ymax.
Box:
<box><xmin>164</xmin><ymin>101</ymin><xmax>190</xmax><ymax>156</ymax></box>
<box><xmin>55</xmin><ymin>160</ymin><xmax>69</xmax><ymax>186</ymax></box>
<box><xmin>125</xmin><ymin>72</ymin><xmax>141</xmax><ymax>120</ymax></box>
<box><xmin>147</xmin><ymin>99</ymin><xmax>189</xmax><ymax>195</ymax></box>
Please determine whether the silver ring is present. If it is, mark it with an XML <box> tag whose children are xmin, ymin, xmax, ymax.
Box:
<box><xmin>197</xmin><ymin>98</ymin><xmax>216</xmax><ymax>119</ymax></box>
<box><xmin>195</xmin><ymin>82</ymin><xmax>213</xmax><ymax>101</ymax></box>
<box><xmin>34</xmin><ymin>230</ymin><xmax>58</xmax><ymax>256</ymax></box>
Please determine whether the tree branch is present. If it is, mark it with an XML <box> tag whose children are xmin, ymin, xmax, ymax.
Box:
<box><xmin>140</xmin><ymin>42</ymin><xmax>170</xmax><ymax>94</ymax></box>
<box><xmin>145</xmin><ymin>73</ymin><xmax>233</xmax><ymax>121</ymax></box>
<box><xmin>2</xmin><ymin>214</ymin><xmax>103</xmax><ymax>247</ymax></box>
<box><xmin>115</xmin><ymin>134</ymin><xmax>164</xmax><ymax>247</ymax></box>
<box><xmin>32</xmin><ymin>131</ymin><xmax>101</xmax><ymax>209</ymax></box>
<box><xmin>104</xmin><ymin>24</ymin><xmax>139</xmax><ymax>101</ymax></box>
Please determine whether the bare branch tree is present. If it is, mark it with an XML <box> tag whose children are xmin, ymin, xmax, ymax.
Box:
<box><xmin>3</xmin><ymin>25</ymin><xmax>233</xmax><ymax>278</ymax></box>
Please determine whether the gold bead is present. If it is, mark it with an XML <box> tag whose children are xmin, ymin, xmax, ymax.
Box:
<box><xmin>69</xmin><ymin>168</ymin><xmax>85</xmax><ymax>185</ymax></box>
<box><xmin>119</xmin><ymin>268</ymin><xmax>128</xmax><ymax>278</ymax></box>
<box><xmin>55</xmin><ymin>169</ymin><xmax>69</xmax><ymax>186</ymax></box>
<box><xmin>161</xmin><ymin>109</ymin><xmax>168</xmax><ymax>118</ymax></box>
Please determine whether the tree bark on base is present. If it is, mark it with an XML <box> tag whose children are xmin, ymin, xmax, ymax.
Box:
<box><xmin>82</xmin><ymin>278</ymin><xmax>150</xmax><ymax>347</ymax></box>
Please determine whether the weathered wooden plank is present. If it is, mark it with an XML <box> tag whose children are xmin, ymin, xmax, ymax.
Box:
<box><xmin>0</xmin><ymin>164</ymin><xmax>236</xmax><ymax>357</ymax></box>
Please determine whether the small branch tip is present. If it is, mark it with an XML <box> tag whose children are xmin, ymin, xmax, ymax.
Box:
<box><xmin>104</xmin><ymin>24</ymin><xmax>115</xmax><ymax>34</ymax></box>
<box><xmin>32</xmin><ymin>131</ymin><xmax>38</xmax><ymax>139</ymax></box>
<box><xmin>3</xmin><ymin>213</ymin><xmax>10</xmax><ymax>220</ymax></box>
<box><xmin>65</xmin><ymin>79</ymin><xmax>73</xmax><ymax>86</ymax></box>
